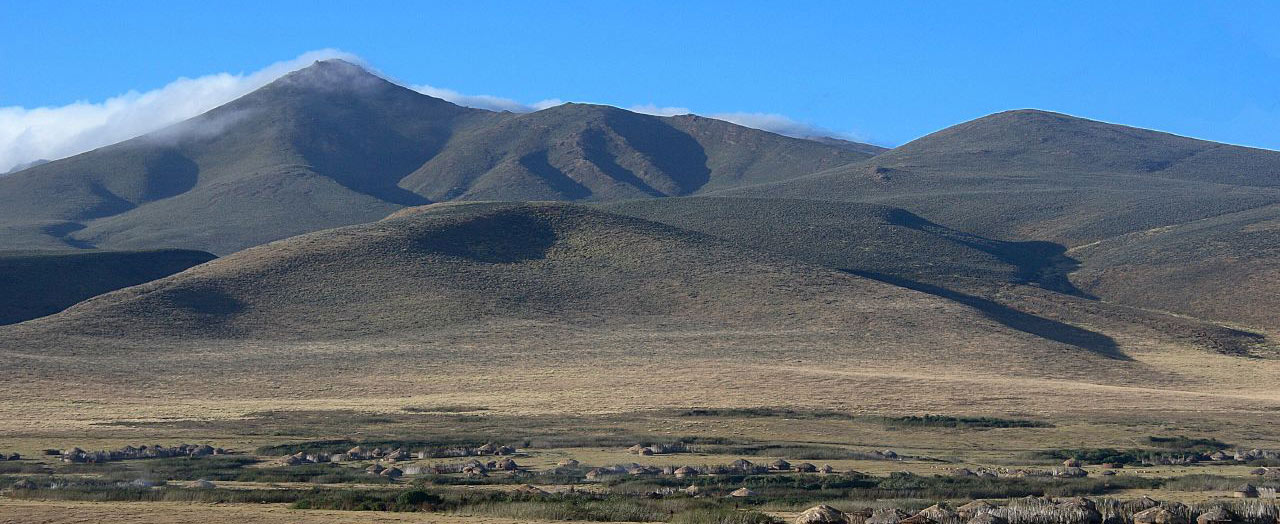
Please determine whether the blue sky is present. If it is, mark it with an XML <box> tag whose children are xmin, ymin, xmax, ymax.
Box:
<box><xmin>1</xmin><ymin>0</ymin><xmax>1277</xmax><ymax>167</ymax></box>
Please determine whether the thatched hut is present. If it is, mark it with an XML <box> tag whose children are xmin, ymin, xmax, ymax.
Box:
<box><xmin>969</xmin><ymin>514</ymin><xmax>1008</xmax><ymax>524</ymax></box>
<box><xmin>675</xmin><ymin>466</ymin><xmax>697</xmax><ymax>479</ymax></box>
<box><xmin>381</xmin><ymin>467</ymin><xmax>403</xmax><ymax>479</ymax></box>
<box><xmin>1233</xmin><ymin>484</ymin><xmax>1259</xmax><ymax>498</ymax></box>
<box><xmin>1133</xmin><ymin>507</ymin><xmax>1188</xmax><ymax>524</ymax></box>
<box><xmin>731</xmin><ymin>459</ymin><xmax>754</xmax><ymax>470</ymax></box>
<box><xmin>957</xmin><ymin>500</ymin><xmax>996</xmax><ymax>520</ymax></box>
<box><xmin>1249</xmin><ymin>467</ymin><xmax>1268</xmax><ymax>476</ymax></box>
<box><xmin>558</xmin><ymin>459</ymin><xmax>580</xmax><ymax>468</ymax></box>
<box><xmin>497</xmin><ymin>458</ymin><xmax>519</xmax><ymax>471</ymax></box>
<box><xmin>796</xmin><ymin>462</ymin><xmax>818</xmax><ymax>473</ymax></box>
<box><xmin>683</xmin><ymin>485</ymin><xmax>703</xmax><ymax>496</ymax></box>
<box><xmin>819</xmin><ymin>464</ymin><xmax>835</xmax><ymax>474</ymax></box>
<box><xmin>730</xmin><ymin>487</ymin><xmax>757</xmax><ymax>498</ymax></box>
<box><xmin>769</xmin><ymin>459</ymin><xmax>792</xmax><ymax>471</ymax></box>
<box><xmin>365</xmin><ymin>464</ymin><xmax>385</xmax><ymax>475</ymax></box>
<box><xmin>899</xmin><ymin>514</ymin><xmax>935</xmax><ymax>524</ymax></box>
<box><xmin>496</xmin><ymin>446</ymin><xmax>516</xmax><ymax>456</ymax></box>
<box><xmin>193</xmin><ymin>479</ymin><xmax>216</xmax><ymax>489</ymax></box>
<box><xmin>916</xmin><ymin>503</ymin><xmax>959</xmax><ymax>524</ymax></box>
<box><xmin>796</xmin><ymin>505</ymin><xmax>848</xmax><ymax>524</ymax></box>
<box><xmin>627</xmin><ymin>445</ymin><xmax>646</xmax><ymax>454</ymax></box>
<box><xmin>514</xmin><ymin>484</ymin><xmax>547</xmax><ymax>495</ymax></box>
<box><xmin>866</xmin><ymin>508</ymin><xmax>910</xmax><ymax>524</ymax></box>
<box><xmin>477</xmin><ymin>443</ymin><xmax>498</xmax><ymax>455</ymax></box>
<box><xmin>1194</xmin><ymin>507</ymin><xmax>1234</xmax><ymax>524</ymax></box>
<box><xmin>1063</xmin><ymin>458</ymin><xmax>1082</xmax><ymax>467</ymax></box>
<box><xmin>585</xmin><ymin>468</ymin><xmax>607</xmax><ymax>481</ymax></box>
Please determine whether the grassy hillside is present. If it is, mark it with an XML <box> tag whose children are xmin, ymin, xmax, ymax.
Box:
<box><xmin>0</xmin><ymin>60</ymin><xmax>870</xmax><ymax>255</ymax></box>
<box><xmin>603</xmin><ymin>197</ymin><xmax>1270</xmax><ymax>355</ymax></box>
<box><xmin>719</xmin><ymin>110</ymin><xmax>1280</xmax><ymax>246</ymax></box>
<box><xmin>0</xmin><ymin>249</ymin><xmax>215</xmax><ymax>325</ymax></box>
<box><xmin>1070</xmin><ymin>203</ymin><xmax>1280</xmax><ymax>330</ymax></box>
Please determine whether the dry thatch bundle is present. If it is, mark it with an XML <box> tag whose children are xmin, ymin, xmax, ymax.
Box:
<box><xmin>970</xmin><ymin>514</ymin><xmax>1009</xmax><ymax>524</ymax></box>
<box><xmin>1193</xmin><ymin>507</ymin><xmax>1233</xmax><ymax>524</ymax></box>
<box><xmin>513</xmin><ymin>484</ymin><xmax>547</xmax><ymax>495</ymax></box>
<box><xmin>867</xmin><ymin>508</ymin><xmax>910</xmax><ymax>524</ymax></box>
<box><xmin>1133</xmin><ymin>507</ymin><xmax>1187</xmax><ymax>524</ymax></box>
<box><xmin>796</xmin><ymin>505</ymin><xmax>849</xmax><ymax>524</ymax></box>
<box><xmin>958</xmin><ymin>500</ymin><xmax>997</xmax><ymax>520</ymax></box>
<box><xmin>917</xmin><ymin>503</ymin><xmax>960</xmax><ymax>524</ymax></box>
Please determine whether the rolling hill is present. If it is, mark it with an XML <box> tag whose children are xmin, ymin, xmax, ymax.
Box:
<box><xmin>0</xmin><ymin>60</ymin><xmax>871</xmax><ymax>255</ymax></box>
<box><xmin>1070</xmin><ymin>203</ymin><xmax>1280</xmax><ymax>329</ymax></box>
<box><xmin>0</xmin><ymin>249</ymin><xmax>215</xmax><ymax>325</ymax></box>
<box><xmin>3</xmin><ymin>202</ymin><xmax>1180</xmax><ymax>407</ymax></box>
<box><xmin>719</xmin><ymin>110</ymin><xmax>1280</xmax><ymax>247</ymax></box>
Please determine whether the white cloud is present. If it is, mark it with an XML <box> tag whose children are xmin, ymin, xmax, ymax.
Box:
<box><xmin>412</xmin><ymin>84</ymin><xmax>562</xmax><ymax>113</ymax></box>
<box><xmin>628</xmin><ymin>104</ymin><xmax>692</xmax><ymax>117</ymax></box>
<box><xmin>0</xmin><ymin>49</ymin><xmax>357</xmax><ymax>173</ymax></box>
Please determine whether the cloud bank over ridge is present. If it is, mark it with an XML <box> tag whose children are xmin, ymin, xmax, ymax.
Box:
<box><xmin>1</xmin><ymin>50</ymin><xmax>872</xmax><ymax>173</ymax></box>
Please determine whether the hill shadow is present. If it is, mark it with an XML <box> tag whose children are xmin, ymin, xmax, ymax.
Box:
<box><xmin>518</xmin><ymin>151</ymin><xmax>592</xmax><ymax>200</ymax></box>
<box><xmin>847</xmin><ymin>269</ymin><xmax>1127</xmax><ymax>360</ymax></box>
<box><xmin>416</xmin><ymin>212</ymin><xmax>557</xmax><ymax>263</ymax></box>
<box><xmin>883</xmin><ymin>208</ymin><xmax>1095</xmax><ymax>298</ymax></box>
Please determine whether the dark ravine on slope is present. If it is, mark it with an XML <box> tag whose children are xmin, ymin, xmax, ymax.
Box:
<box><xmin>0</xmin><ymin>60</ymin><xmax>872</xmax><ymax>255</ymax></box>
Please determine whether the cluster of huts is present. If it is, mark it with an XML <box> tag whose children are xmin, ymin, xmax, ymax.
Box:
<box><xmin>585</xmin><ymin>458</ymin><xmax>837</xmax><ymax>480</ymax></box>
<box><xmin>795</xmin><ymin>496</ymin><xmax>1280</xmax><ymax>524</ymax></box>
<box><xmin>1136</xmin><ymin>449</ymin><xmax>1280</xmax><ymax>467</ymax></box>
<box><xmin>626</xmin><ymin>443</ymin><xmax>690</xmax><ymax>455</ymax></box>
<box><xmin>59</xmin><ymin>444</ymin><xmax>225</xmax><ymax>463</ymax></box>
<box><xmin>280</xmin><ymin>443</ymin><xmax>517</xmax><ymax>466</ymax></box>
<box><xmin>951</xmin><ymin>463</ymin><xmax>1090</xmax><ymax>479</ymax></box>
<box><xmin>400</xmin><ymin>457</ymin><xmax>523</xmax><ymax>477</ymax></box>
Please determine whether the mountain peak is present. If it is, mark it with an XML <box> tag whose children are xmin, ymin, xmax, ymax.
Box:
<box><xmin>263</xmin><ymin>58</ymin><xmax>396</xmax><ymax>94</ymax></box>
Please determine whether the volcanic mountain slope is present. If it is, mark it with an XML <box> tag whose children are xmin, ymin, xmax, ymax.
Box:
<box><xmin>604</xmin><ymin>197</ymin><xmax>1272</xmax><ymax>355</ymax></box>
<box><xmin>1069</xmin><ymin>203</ymin><xmax>1280</xmax><ymax>330</ymax></box>
<box><xmin>2</xmin><ymin>202</ymin><xmax>1167</xmax><ymax>396</ymax></box>
<box><xmin>0</xmin><ymin>60</ymin><xmax>871</xmax><ymax>255</ymax></box>
<box><xmin>0</xmin><ymin>249</ymin><xmax>215</xmax><ymax>325</ymax></box>
<box><xmin>604</xmin><ymin>197</ymin><xmax>1078</xmax><ymax>292</ymax></box>
<box><xmin>720</xmin><ymin>110</ymin><xmax>1280</xmax><ymax>246</ymax></box>
<box><xmin>5</xmin><ymin>202</ymin><xmax>1276</xmax><ymax>422</ymax></box>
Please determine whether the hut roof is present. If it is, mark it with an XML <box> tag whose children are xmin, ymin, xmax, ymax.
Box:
<box><xmin>1133</xmin><ymin>507</ymin><xmax>1188</xmax><ymax>524</ymax></box>
<box><xmin>1195</xmin><ymin>508</ymin><xmax>1234</xmax><ymax>524</ymax></box>
<box><xmin>796</xmin><ymin>505</ymin><xmax>848</xmax><ymax>524</ymax></box>
<box><xmin>770</xmin><ymin>459</ymin><xmax>792</xmax><ymax>469</ymax></box>
<box><xmin>819</xmin><ymin>464</ymin><xmax>835</xmax><ymax>473</ymax></box>
<box><xmin>867</xmin><ymin>508</ymin><xmax>910</xmax><ymax>524</ymax></box>
<box><xmin>958</xmin><ymin>500</ymin><xmax>995</xmax><ymax>513</ymax></box>
<box><xmin>514</xmin><ymin>484</ymin><xmax>547</xmax><ymax>495</ymax></box>
<box><xmin>730</xmin><ymin>487</ymin><xmax>757</xmax><ymax>497</ymax></box>
<box><xmin>969</xmin><ymin>514</ymin><xmax>1008</xmax><ymax>524</ymax></box>
<box><xmin>918</xmin><ymin>503</ymin><xmax>957</xmax><ymax>521</ymax></box>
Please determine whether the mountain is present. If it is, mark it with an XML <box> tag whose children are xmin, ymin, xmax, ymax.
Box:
<box><xmin>720</xmin><ymin>109</ymin><xmax>1280</xmax><ymax>247</ymax></box>
<box><xmin>0</xmin><ymin>249</ymin><xmax>215</xmax><ymax>325</ymax></box>
<box><xmin>0</xmin><ymin>60</ymin><xmax>872</xmax><ymax>255</ymax></box>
